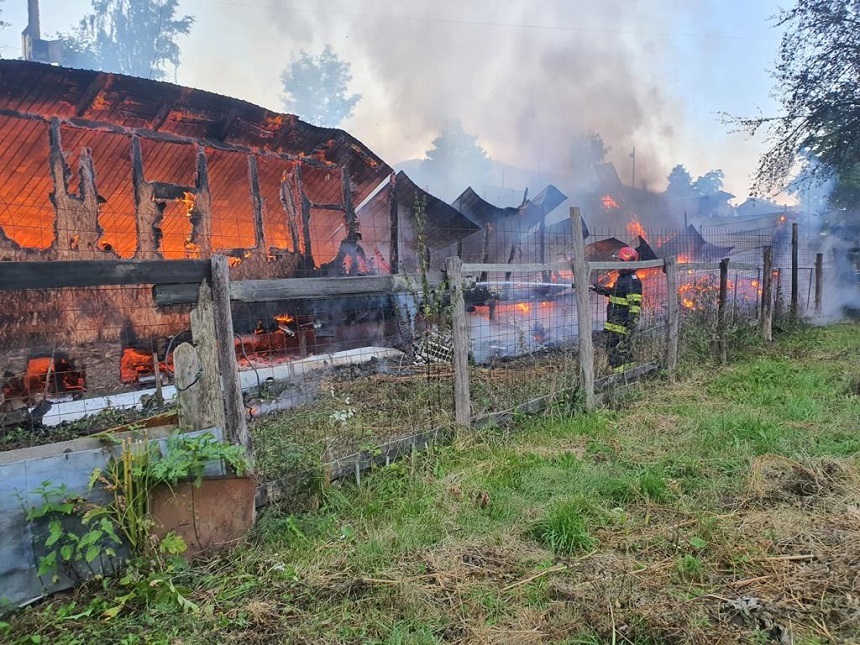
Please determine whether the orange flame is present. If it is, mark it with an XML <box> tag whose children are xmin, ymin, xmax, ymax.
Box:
<box><xmin>677</xmin><ymin>254</ymin><xmax>691</xmax><ymax>264</ymax></box>
<box><xmin>515</xmin><ymin>303</ymin><xmax>531</xmax><ymax>314</ymax></box>
<box><xmin>602</xmin><ymin>195</ymin><xmax>620</xmax><ymax>209</ymax></box>
<box><xmin>627</xmin><ymin>218</ymin><xmax>646</xmax><ymax>240</ymax></box>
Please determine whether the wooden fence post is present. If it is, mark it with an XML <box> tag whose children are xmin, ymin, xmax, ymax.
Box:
<box><xmin>210</xmin><ymin>255</ymin><xmax>252</xmax><ymax>454</ymax></box>
<box><xmin>445</xmin><ymin>256</ymin><xmax>471</xmax><ymax>429</ymax></box>
<box><xmin>791</xmin><ymin>222</ymin><xmax>799</xmax><ymax>318</ymax></box>
<box><xmin>173</xmin><ymin>342</ymin><xmax>207</xmax><ymax>431</ymax></box>
<box><xmin>760</xmin><ymin>246</ymin><xmax>774</xmax><ymax>342</ymax></box>
<box><xmin>570</xmin><ymin>207</ymin><xmax>595</xmax><ymax>410</ymax></box>
<box><xmin>664</xmin><ymin>258</ymin><xmax>679</xmax><ymax>381</ymax></box>
<box><xmin>814</xmin><ymin>253</ymin><xmax>823</xmax><ymax>313</ymax></box>
<box><xmin>189</xmin><ymin>279</ymin><xmax>226</xmax><ymax>431</ymax></box>
<box><xmin>717</xmin><ymin>258</ymin><xmax>729</xmax><ymax>365</ymax></box>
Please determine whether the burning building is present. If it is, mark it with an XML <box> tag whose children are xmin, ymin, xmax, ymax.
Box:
<box><xmin>0</xmin><ymin>61</ymin><xmax>477</xmax><ymax>406</ymax></box>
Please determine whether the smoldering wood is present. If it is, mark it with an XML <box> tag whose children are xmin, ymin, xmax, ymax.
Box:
<box><xmin>717</xmin><ymin>257</ymin><xmax>729</xmax><ymax>365</ymax></box>
<box><xmin>446</xmin><ymin>257</ymin><xmax>471</xmax><ymax>428</ymax></box>
<box><xmin>570</xmin><ymin>207</ymin><xmax>595</xmax><ymax>411</ymax></box>
<box><xmin>193</xmin><ymin>148</ymin><xmax>213</xmax><ymax>257</ymax></box>
<box><xmin>50</xmin><ymin>119</ymin><xmax>104</xmax><ymax>260</ymax></box>
<box><xmin>210</xmin><ymin>256</ymin><xmax>251</xmax><ymax>453</ymax></box>
<box><xmin>152</xmin><ymin>271</ymin><xmax>446</xmax><ymax>306</ymax></box>
<box><xmin>132</xmin><ymin>136</ymin><xmax>159</xmax><ymax>259</ymax></box>
<box><xmin>761</xmin><ymin>246</ymin><xmax>774</xmax><ymax>341</ymax></box>
<box><xmin>189</xmin><ymin>280</ymin><xmax>226</xmax><ymax>431</ymax></box>
<box><xmin>248</xmin><ymin>156</ymin><xmax>265</xmax><ymax>253</ymax></box>
<box><xmin>664</xmin><ymin>258</ymin><xmax>680</xmax><ymax>380</ymax></box>
<box><xmin>0</xmin><ymin>259</ymin><xmax>210</xmax><ymax>290</ymax></box>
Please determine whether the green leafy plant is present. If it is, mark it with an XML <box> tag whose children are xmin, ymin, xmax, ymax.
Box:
<box><xmin>147</xmin><ymin>432</ymin><xmax>251</xmax><ymax>487</ymax></box>
<box><xmin>22</xmin><ymin>482</ymin><xmax>123</xmax><ymax>585</ymax></box>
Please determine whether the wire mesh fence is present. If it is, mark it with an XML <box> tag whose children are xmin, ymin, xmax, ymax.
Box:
<box><xmin>0</xmin><ymin>202</ymin><xmax>825</xmax><ymax>506</ymax></box>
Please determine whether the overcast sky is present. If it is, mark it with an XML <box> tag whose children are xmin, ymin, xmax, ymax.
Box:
<box><xmin>0</xmin><ymin>0</ymin><xmax>790</xmax><ymax>201</ymax></box>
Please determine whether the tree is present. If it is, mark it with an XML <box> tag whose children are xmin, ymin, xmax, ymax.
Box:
<box><xmin>693</xmin><ymin>169</ymin><xmax>725</xmax><ymax>196</ymax></box>
<box><xmin>665</xmin><ymin>164</ymin><xmax>697</xmax><ymax>197</ymax></box>
<box><xmin>570</xmin><ymin>131</ymin><xmax>609</xmax><ymax>173</ymax></box>
<box><xmin>421</xmin><ymin>120</ymin><xmax>492</xmax><ymax>201</ymax></box>
<box><xmin>59</xmin><ymin>0</ymin><xmax>194</xmax><ymax>80</ymax></box>
<box><xmin>280</xmin><ymin>45</ymin><xmax>361</xmax><ymax>128</ymax></box>
<box><xmin>729</xmin><ymin>0</ymin><xmax>860</xmax><ymax>194</ymax></box>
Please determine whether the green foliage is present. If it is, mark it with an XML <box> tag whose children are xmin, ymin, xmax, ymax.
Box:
<box><xmin>22</xmin><ymin>482</ymin><xmax>123</xmax><ymax>585</ymax></box>
<box><xmin>148</xmin><ymin>432</ymin><xmax>250</xmax><ymax>487</ymax></box>
<box><xmin>727</xmin><ymin>0</ymin><xmax>860</xmax><ymax>194</ymax></box>
<box><xmin>280</xmin><ymin>45</ymin><xmax>361</xmax><ymax>127</ymax></box>
<box><xmin>59</xmin><ymin>0</ymin><xmax>194</xmax><ymax>80</ymax></box>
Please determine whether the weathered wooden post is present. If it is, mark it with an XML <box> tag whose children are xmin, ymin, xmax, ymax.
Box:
<box><xmin>570</xmin><ymin>207</ymin><xmax>595</xmax><ymax>410</ymax></box>
<box><xmin>189</xmin><ymin>279</ymin><xmax>226</xmax><ymax>431</ymax></box>
<box><xmin>775</xmin><ymin>268</ymin><xmax>783</xmax><ymax>319</ymax></box>
<box><xmin>760</xmin><ymin>246</ymin><xmax>774</xmax><ymax>342</ymax></box>
<box><xmin>717</xmin><ymin>258</ymin><xmax>729</xmax><ymax>365</ymax></box>
<box><xmin>814</xmin><ymin>253</ymin><xmax>823</xmax><ymax>313</ymax></box>
<box><xmin>445</xmin><ymin>256</ymin><xmax>471</xmax><ymax>429</ymax></box>
<box><xmin>174</xmin><ymin>342</ymin><xmax>207</xmax><ymax>431</ymax></box>
<box><xmin>664</xmin><ymin>258</ymin><xmax>680</xmax><ymax>381</ymax></box>
<box><xmin>210</xmin><ymin>255</ymin><xmax>252</xmax><ymax>453</ymax></box>
<box><xmin>791</xmin><ymin>222</ymin><xmax>799</xmax><ymax>318</ymax></box>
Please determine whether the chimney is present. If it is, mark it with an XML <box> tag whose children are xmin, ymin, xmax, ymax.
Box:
<box><xmin>22</xmin><ymin>0</ymin><xmax>64</xmax><ymax>65</ymax></box>
<box><xmin>22</xmin><ymin>0</ymin><xmax>42</xmax><ymax>61</ymax></box>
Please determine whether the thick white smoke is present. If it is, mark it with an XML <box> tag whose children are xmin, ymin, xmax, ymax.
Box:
<box><xmin>259</xmin><ymin>0</ymin><xmax>700</xmax><ymax>190</ymax></box>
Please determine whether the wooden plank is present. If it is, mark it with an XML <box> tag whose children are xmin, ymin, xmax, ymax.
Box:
<box><xmin>570</xmin><ymin>207</ymin><xmax>595</xmax><ymax>411</ymax></box>
<box><xmin>717</xmin><ymin>258</ymin><xmax>729</xmax><ymax>365</ymax></box>
<box><xmin>815</xmin><ymin>253</ymin><xmax>823</xmax><ymax>312</ymax></box>
<box><xmin>760</xmin><ymin>246</ymin><xmax>774</xmax><ymax>342</ymax></box>
<box><xmin>0</xmin><ymin>260</ymin><xmax>210</xmax><ymax>291</ymax></box>
<box><xmin>210</xmin><ymin>256</ymin><xmax>252</xmax><ymax>454</ymax></box>
<box><xmin>665</xmin><ymin>261</ymin><xmax>759</xmax><ymax>272</ymax></box>
<box><xmin>664</xmin><ymin>258</ymin><xmax>680</xmax><ymax>380</ymax></box>
<box><xmin>588</xmin><ymin>259</ymin><xmax>665</xmax><ymax>271</ymax></box>
<box><xmin>461</xmin><ymin>261</ymin><xmax>571</xmax><ymax>274</ymax></box>
<box><xmin>190</xmin><ymin>280</ymin><xmax>226</xmax><ymax>431</ymax></box>
<box><xmin>446</xmin><ymin>257</ymin><xmax>472</xmax><ymax>428</ymax></box>
<box><xmin>153</xmin><ymin>271</ymin><xmax>446</xmax><ymax>306</ymax></box>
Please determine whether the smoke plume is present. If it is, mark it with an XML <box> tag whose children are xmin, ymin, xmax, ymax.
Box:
<box><xmin>260</xmin><ymin>0</ymin><xmax>697</xmax><ymax>190</ymax></box>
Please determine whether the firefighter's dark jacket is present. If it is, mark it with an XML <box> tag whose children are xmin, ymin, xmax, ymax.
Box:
<box><xmin>592</xmin><ymin>270</ymin><xmax>642</xmax><ymax>335</ymax></box>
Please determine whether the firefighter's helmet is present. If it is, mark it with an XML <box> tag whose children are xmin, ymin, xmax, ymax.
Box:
<box><xmin>615</xmin><ymin>247</ymin><xmax>639</xmax><ymax>262</ymax></box>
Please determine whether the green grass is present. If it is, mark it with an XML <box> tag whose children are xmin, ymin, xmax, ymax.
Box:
<box><xmin>5</xmin><ymin>322</ymin><xmax>860</xmax><ymax>644</ymax></box>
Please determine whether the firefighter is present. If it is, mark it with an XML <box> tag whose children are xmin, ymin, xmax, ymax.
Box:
<box><xmin>589</xmin><ymin>246</ymin><xmax>642</xmax><ymax>373</ymax></box>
